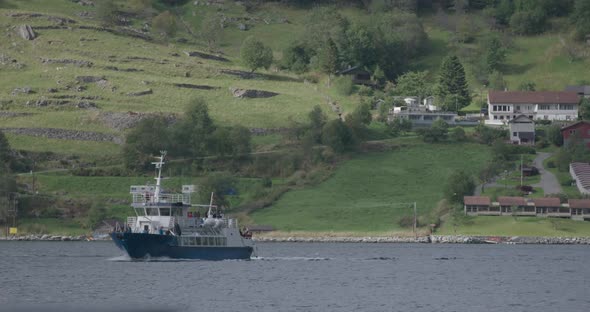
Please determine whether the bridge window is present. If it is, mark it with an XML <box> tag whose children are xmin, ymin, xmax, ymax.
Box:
<box><xmin>160</xmin><ymin>208</ymin><xmax>170</xmax><ymax>216</ymax></box>
<box><xmin>146</xmin><ymin>208</ymin><xmax>158</xmax><ymax>216</ymax></box>
<box><xmin>172</xmin><ymin>208</ymin><xmax>183</xmax><ymax>216</ymax></box>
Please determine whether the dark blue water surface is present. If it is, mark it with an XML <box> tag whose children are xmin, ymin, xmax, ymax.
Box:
<box><xmin>0</xmin><ymin>241</ymin><xmax>588</xmax><ymax>312</ymax></box>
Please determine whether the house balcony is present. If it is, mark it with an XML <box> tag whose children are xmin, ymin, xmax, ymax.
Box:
<box><xmin>547</xmin><ymin>212</ymin><xmax>572</xmax><ymax>218</ymax></box>
<box><xmin>472</xmin><ymin>211</ymin><xmax>501</xmax><ymax>216</ymax></box>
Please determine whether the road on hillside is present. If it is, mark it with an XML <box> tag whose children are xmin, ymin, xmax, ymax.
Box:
<box><xmin>532</xmin><ymin>152</ymin><xmax>562</xmax><ymax>195</ymax></box>
<box><xmin>474</xmin><ymin>152</ymin><xmax>562</xmax><ymax>196</ymax></box>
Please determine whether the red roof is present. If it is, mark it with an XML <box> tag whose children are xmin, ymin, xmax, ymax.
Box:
<box><xmin>532</xmin><ymin>197</ymin><xmax>561</xmax><ymax>207</ymax></box>
<box><xmin>464</xmin><ymin>196</ymin><xmax>491</xmax><ymax>206</ymax></box>
<box><xmin>569</xmin><ymin>199</ymin><xmax>590</xmax><ymax>209</ymax></box>
<box><xmin>560</xmin><ymin>121</ymin><xmax>590</xmax><ymax>133</ymax></box>
<box><xmin>498</xmin><ymin>196</ymin><xmax>527</xmax><ymax>206</ymax></box>
<box><xmin>488</xmin><ymin>91</ymin><xmax>579</xmax><ymax>104</ymax></box>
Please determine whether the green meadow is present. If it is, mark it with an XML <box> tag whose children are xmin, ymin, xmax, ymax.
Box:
<box><xmin>251</xmin><ymin>142</ymin><xmax>492</xmax><ymax>232</ymax></box>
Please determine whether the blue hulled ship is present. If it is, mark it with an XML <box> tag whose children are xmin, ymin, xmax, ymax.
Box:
<box><xmin>110</xmin><ymin>152</ymin><xmax>255</xmax><ymax>260</ymax></box>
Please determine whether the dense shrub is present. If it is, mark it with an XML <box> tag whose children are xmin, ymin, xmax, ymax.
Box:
<box><xmin>334</xmin><ymin>76</ymin><xmax>354</xmax><ymax>96</ymax></box>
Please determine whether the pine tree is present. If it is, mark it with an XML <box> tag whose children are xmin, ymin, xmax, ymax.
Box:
<box><xmin>0</xmin><ymin>130</ymin><xmax>12</xmax><ymax>173</ymax></box>
<box><xmin>318</xmin><ymin>38</ymin><xmax>339</xmax><ymax>86</ymax></box>
<box><xmin>572</xmin><ymin>0</ymin><xmax>590</xmax><ymax>41</ymax></box>
<box><xmin>436</xmin><ymin>55</ymin><xmax>470</xmax><ymax>112</ymax></box>
<box><xmin>485</xmin><ymin>36</ymin><xmax>506</xmax><ymax>72</ymax></box>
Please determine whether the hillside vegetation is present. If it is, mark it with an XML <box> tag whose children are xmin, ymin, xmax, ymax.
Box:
<box><xmin>1</xmin><ymin>0</ymin><xmax>590</xmax><ymax>235</ymax></box>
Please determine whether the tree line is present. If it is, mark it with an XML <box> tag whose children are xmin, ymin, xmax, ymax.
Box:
<box><xmin>123</xmin><ymin>98</ymin><xmax>252</xmax><ymax>171</ymax></box>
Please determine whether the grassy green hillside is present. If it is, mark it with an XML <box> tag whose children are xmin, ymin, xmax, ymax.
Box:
<box><xmin>2</xmin><ymin>1</ymin><xmax>590</xmax><ymax>236</ymax></box>
<box><xmin>251</xmin><ymin>141</ymin><xmax>492</xmax><ymax>232</ymax></box>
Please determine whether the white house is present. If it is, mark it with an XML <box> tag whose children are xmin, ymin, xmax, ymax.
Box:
<box><xmin>508</xmin><ymin>115</ymin><xmax>535</xmax><ymax>145</ymax></box>
<box><xmin>486</xmin><ymin>91</ymin><xmax>579</xmax><ymax>126</ymax></box>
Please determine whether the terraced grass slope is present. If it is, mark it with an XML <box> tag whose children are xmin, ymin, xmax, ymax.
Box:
<box><xmin>0</xmin><ymin>1</ymin><xmax>350</xmax><ymax>158</ymax></box>
<box><xmin>2</xmin><ymin>1</ymin><xmax>589</xmax><ymax>159</ymax></box>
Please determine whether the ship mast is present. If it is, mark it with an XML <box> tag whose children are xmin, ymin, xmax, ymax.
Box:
<box><xmin>152</xmin><ymin>151</ymin><xmax>167</xmax><ymax>203</ymax></box>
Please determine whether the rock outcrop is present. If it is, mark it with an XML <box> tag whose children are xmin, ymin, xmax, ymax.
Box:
<box><xmin>230</xmin><ymin>87</ymin><xmax>278</xmax><ymax>98</ymax></box>
<box><xmin>183</xmin><ymin>51</ymin><xmax>229</xmax><ymax>62</ymax></box>
<box><xmin>17</xmin><ymin>25</ymin><xmax>36</xmax><ymax>40</ymax></box>
<box><xmin>0</xmin><ymin>127</ymin><xmax>122</xmax><ymax>144</ymax></box>
<box><xmin>75</xmin><ymin>76</ymin><xmax>104</xmax><ymax>83</ymax></box>
<box><xmin>174</xmin><ymin>83</ymin><xmax>219</xmax><ymax>90</ymax></box>
<box><xmin>41</xmin><ymin>58</ymin><xmax>93</xmax><ymax>67</ymax></box>
<box><xmin>126</xmin><ymin>89</ymin><xmax>152</xmax><ymax>96</ymax></box>
<box><xmin>99</xmin><ymin>112</ymin><xmax>177</xmax><ymax>131</ymax></box>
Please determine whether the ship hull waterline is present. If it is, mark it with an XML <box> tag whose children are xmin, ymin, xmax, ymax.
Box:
<box><xmin>110</xmin><ymin>233</ymin><xmax>253</xmax><ymax>260</ymax></box>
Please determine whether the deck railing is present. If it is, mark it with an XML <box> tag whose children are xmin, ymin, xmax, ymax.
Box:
<box><xmin>132</xmin><ymin>193</ymin><xmax>190</xmax><ymax>205</ymax></box>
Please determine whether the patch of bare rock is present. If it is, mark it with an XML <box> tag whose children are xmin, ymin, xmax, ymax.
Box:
<box><xmin>104</xmin><ymin>66</ymin><xmax>143</xmax><ymax>72</ymax></box>
<box><xmin>173</xmin><ymin>83</ymin><xmax>219</xmax><ymax>90</ymax></box>
<box><xmin>41</xmin><ymin>58</ymin><xmax>93</xmax><ymax>67</ymax></box>
<box><xmin>220</xmin><ymin>69</ymin><xmax>258</xmax><ymax>79</ymax></box>
<box><xmin>6</xmin><ymin>12</ymin><xmax>77</xmax><ymax>25</ymax></box>
<box><xmin>126</xmin><ymin>89</ymin><xmax>152</xmax><ymax>96</ymax></box>
<box><xmin>25</xmin><ymin>98</ymin><xmax>98</xmax><ymax>109</ymax></box>
<box><xmin>11</xmin><ymin>87</ymin><xmax>34</xmax><ymax>95</ymax></box>
<box><xmin>0</xmin><ymin>112</ymin><xmax>33</xmax><ymax>118</ymax></box>
<box><xmin>99</xmin><ymin>112</ymin><xmax>177</xmax><ymax>131</ymax></box>
<box><xmin>230</xmin><ymin>87</ymin><xmax>278</xmax><ymax>98</ymax></box>
<box><xmin>75</xmin><ymin>76</ymin><xmax>104</xmax><ymax>83</ymax></box>
<box><xmin>183</xmin><ymin>51</ymin><xmax>229</xmax><ymax>62</ymax></box>
<box><xmin>0</xmin><ymin>127</ymin><xmax>121</xmax><ymax>144</ymax></box>
<box><xmin>0</xmin><ymin>54</ymin><xmax>25</xmax><ymax>69</ymax></box>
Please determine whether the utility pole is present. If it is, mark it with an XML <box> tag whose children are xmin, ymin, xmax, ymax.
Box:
<box><xmin>520</xmin><ymin>155</ymin><xmax>524</xmax><ymax>187</ymax></box>
<box><xmin>390</xmin><ymin>202</ymin><xmax>418</xmax><ymax>237</ymax></box>
<box><xmin>413</xmin><ymin>202</ymin><xmax>417</xmax><ymax>238</ymax></box>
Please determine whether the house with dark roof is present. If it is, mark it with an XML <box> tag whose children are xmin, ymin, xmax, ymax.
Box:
<box><xmin>508</xmin><ymin>115</ymin><xmax>535</xmax><ymax>145</ymax></box>
<box><xmin>569</xmin><ymin>199</ymin><xmax>590</xmax><ymax>221</ymax></box>
<box><xmin>462</xmin><ymin>196</ymin><xmax>581</xmax><ymax>219</ymax></box>
<box><xmin>464</xmin><ymin>196</ymin><xmax>495</xmax><ymax>215</ymax></box>
<box><xmin>560</xmin><ymin>121</ymin><xmax>590</xmax><ymax>149</ymax></box>
<box><xmin>570</xmin><ymin>162</ymin><xmax>590</xmax><ymax>195</ymax></box>
<box><xmin>336</xmin><ymin>66</ymin><xmax>374</xmax><ymax>86</ymax></box>
<box><xmin>498</xmin><ymin>196</ymin><xmax>535</xmax><ymax>215</ymax></box>
<box><xmin>565</xmin><ymin>85</ymin><xmax>590</xmax><ymax>98</ymax></box>
<box><xmin>486</xmin><ymin>91</ymin><xmax>579</xmax><ymax>125</ymax></box>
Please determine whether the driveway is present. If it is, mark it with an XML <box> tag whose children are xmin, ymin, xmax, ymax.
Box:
<box><xmin>532</xmin><ymin>152</ymin><xmax>562</xmax><ymax>195</ymax></box>
<box><xmin>474</xmin><ymin>152</ymin><xmax>562</xmax><ymax>196</ymax></box>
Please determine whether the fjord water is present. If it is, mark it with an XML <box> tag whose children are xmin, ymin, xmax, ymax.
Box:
<box><xmin>0</xmin><ymin>242</ymin><xmax>588</xmax><ymax>312</ymax></box>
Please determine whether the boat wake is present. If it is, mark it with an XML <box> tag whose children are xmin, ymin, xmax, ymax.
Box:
<box><xmin>107</xmin><ymin>255</ymin><xmax>133</xmax><ymax>262</ymax></box>
<box><xmin>251</xmin><ymin>256</ymin><xmax>331</xmax><ymax>261</ymax></box>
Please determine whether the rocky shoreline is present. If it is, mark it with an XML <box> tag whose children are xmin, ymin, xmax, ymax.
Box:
<box><xmin>254</xmin><ymin>235</ymin><xmax>590</xmax><ymax>245</ymax></box>
<box><xmin>0</xmin><ymin>234</ymin><xmax>90</xmax><ymax>241</ymax></box>
<box><xmin>1</xmin><ymin>234</ymin><xmax>589</xmax><ymax>244</ymax></box>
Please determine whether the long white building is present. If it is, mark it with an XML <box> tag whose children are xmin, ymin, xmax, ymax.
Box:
<box><xmin>486</xmin><ymin>91</ymin><xmax>579</xmax><ymax>126</ymax></box>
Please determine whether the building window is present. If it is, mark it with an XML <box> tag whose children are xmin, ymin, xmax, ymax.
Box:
<box><xmin>544</xmin><ymin>115</ymin><xmax>548</xmax><ymax>120</ymax></box>
<box><xmin>493</xmin><ymin>115</ymin><xmax>498</xmax><ymax>120</ymax></box>
<box><xmin>516</xmin><ymin>105</ymin><xmax>520</xmax><ymax>111</ymax></box>
<box><xmin>561</xmin><ymin>104</ymin><xmax>574</xmax><ymax>110</ymax></box>
<box><xmin>493</xmin><ymin>105</ymin><xmax>498</xmax><ymax>112</ymax></box>
<box><xmin>513</xmin><ymin>132</ymin><xmax>517</xmax><ymax>137</ymax></box>
<box><xmin>570</xmin><ymin>129</ymin><xmax>577</xmax><ymax>134</ymax></box>
<box><xmin>539</xmin><ymin>105</ymin><xmax>550</xmax><ymax>110</ymax></box>
<box><xmin>500</xmin><ymin>116</ymin><xmax>504</xmax><ymax>120</ymax></box>
<box><xmin>528</xmin><ymin>115</ymin><xmax>533</xmax><ymax>119</ymax></box>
